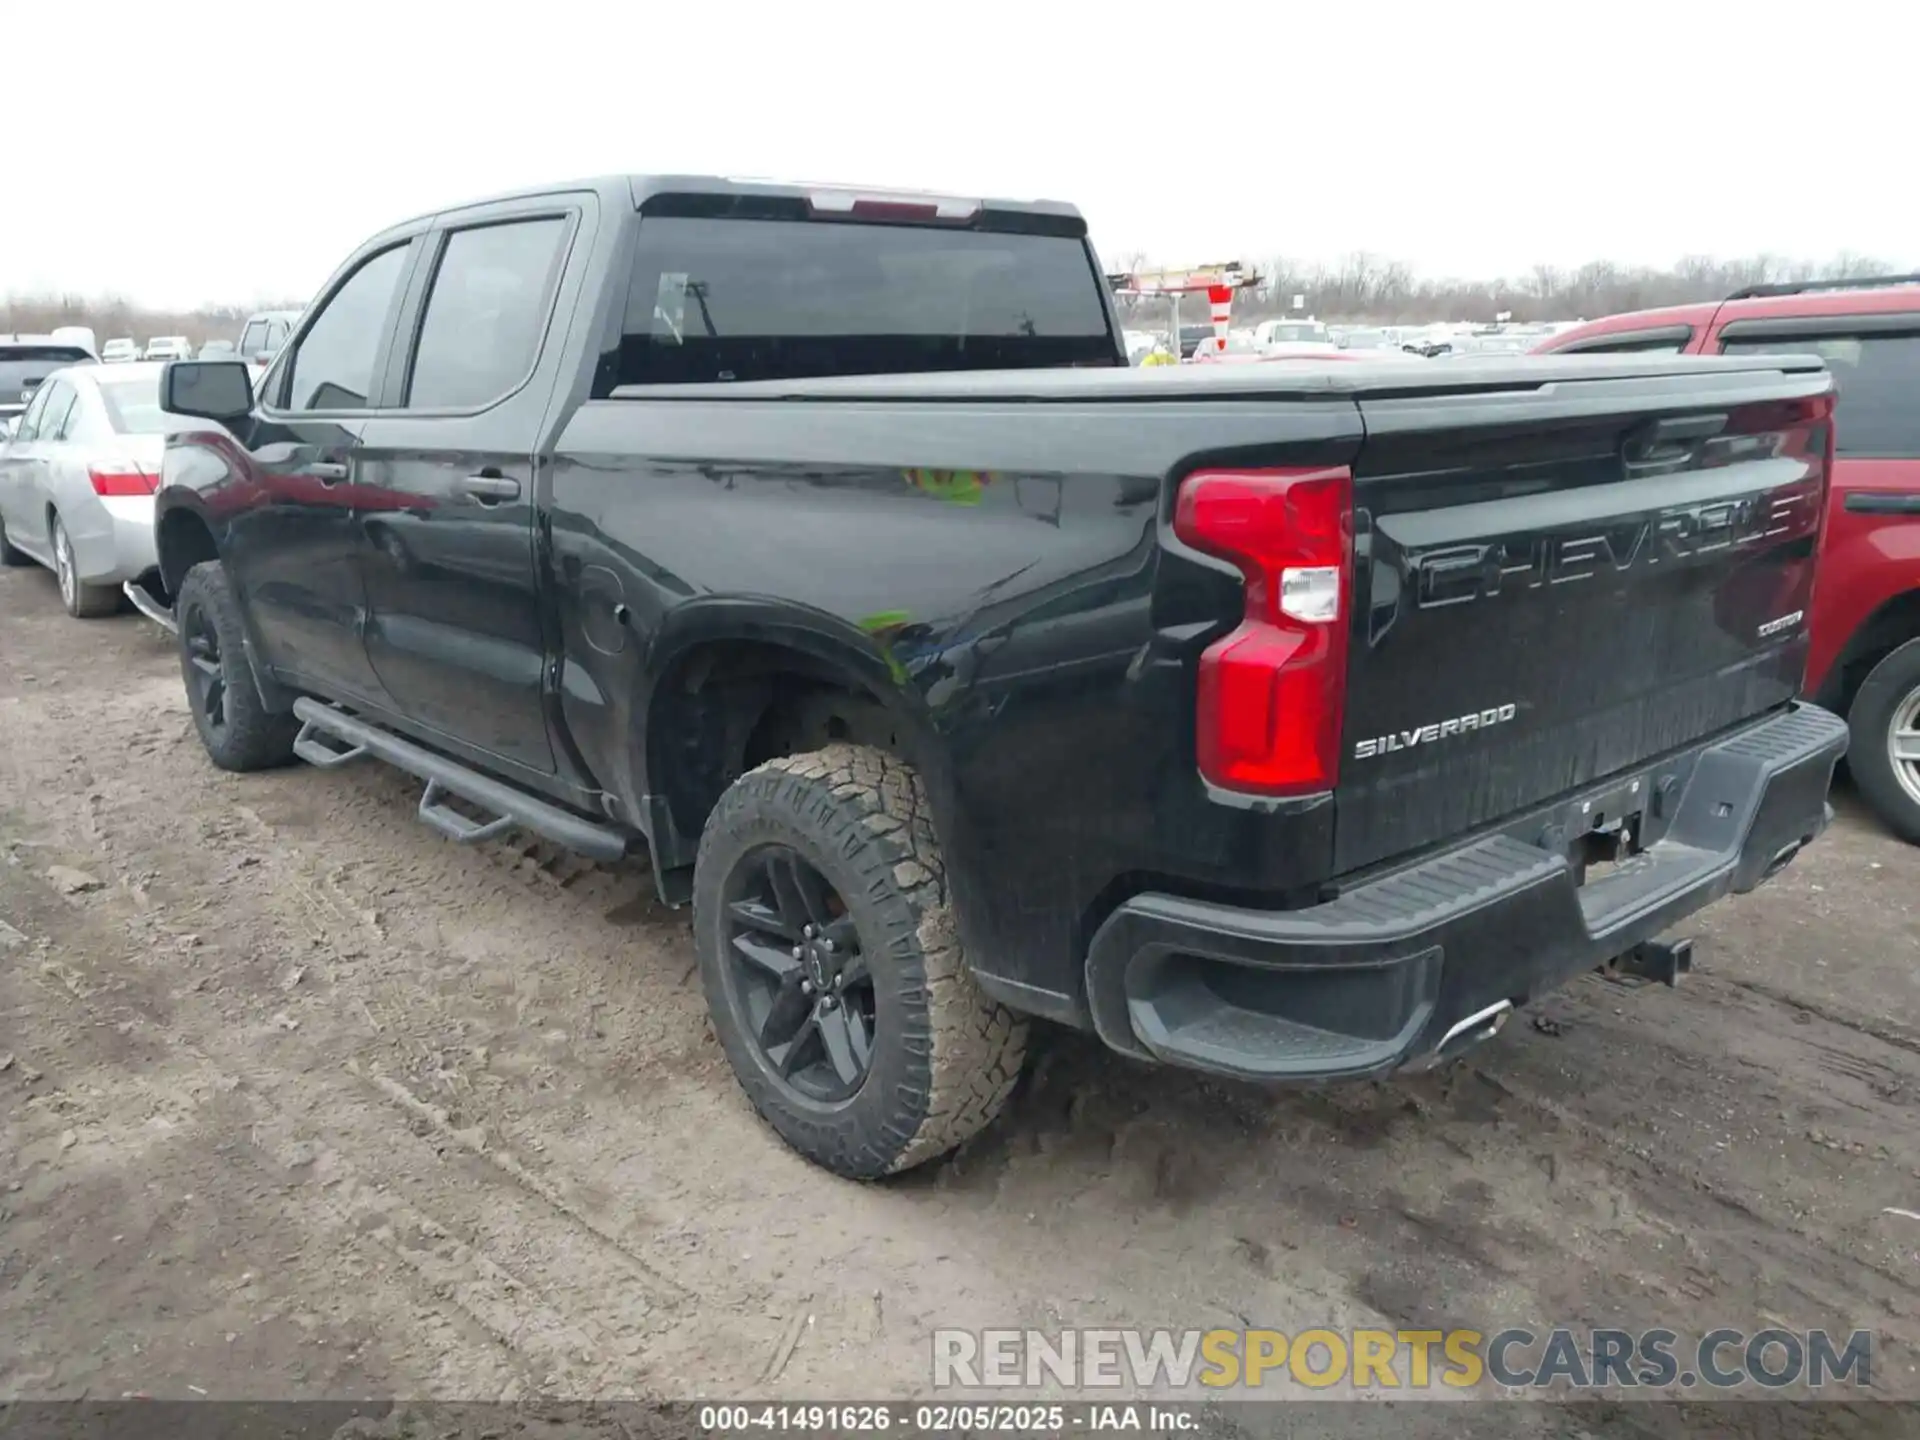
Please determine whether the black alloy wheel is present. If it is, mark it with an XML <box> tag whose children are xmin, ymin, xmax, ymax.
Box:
<box><xmin>694</xmin><ymin>745</ymin><xmax>1029</xmax><ymax>1177</ymax></box>
<box><xmin>181</xmin><ymin>596</ymin><xmax>229</xmax><ymax>739</ymax></box>
<box><xmin>721</xmin><ymin>843</ymin><xmax>877</xmax><ymax>1103</ymax></box>
<box><xmin>171</xmin><ymin>561</ymin><xmax>299</xmax><ymax>772</ymax></box>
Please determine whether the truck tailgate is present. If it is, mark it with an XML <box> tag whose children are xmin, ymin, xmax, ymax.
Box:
<box><xmin>1336</xmin><ymin>364</ymin><xmax>1834</xmax><ymax>873</ymax></box>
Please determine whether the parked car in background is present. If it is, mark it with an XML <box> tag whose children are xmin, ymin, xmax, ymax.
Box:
<box><xmin>1176</xmin><ymin>322</ymin><xmax>1214</xmax><ymax>359</ymax></box>
<box><xmin>1402</xmin><ymin>325</ymin><xmax>1468</xmax><ymax>356</ymax></box>
<box><xmin>1536</xmin><ymin>275</ymin><xmax>1920</xmax><ymax>842</ymax></box>
<box><xmin>236</xmin><ymin>309</ymin><xmax>300</xmax><ymax>375</ymax></box>
<box><xmin>0</xmin><ymin>362</ymin><xmax>177</xmax><ymax>618</ymax></box>
<box><xmin>101</xmin><ymin>338</ymin><xmax>140</xmax><ymax>364</ymax></box>
<box><xmin>198</xmin><ymin>339</ymin><xmax>237</xmax><ymax>360</ymax></box>
<box><xmin>1337</xmin><ymin>327</ymin><xmax>1391</xmax><ymax>350</ymax></box>
<box><xmin>52</xmin><ymin>326</ymin><xmax>98</xmax><ymax>358</ymax></box>
<box><xmin>1439</xmin><ymin>336</ymin><xmax>1532</xmax><ymax>357</ymax></box>
<box><xmin>143</xmin><ymin>336</ymin><xmax>192</xmax><ymax>361</ymax></box>
<box><xmin>1190</xmin><ymin>336</ymin><xmax>1364</xmax><ymax>365</ymax></box>
<box><xmin>1184</xmin><ymin>331</ymin><xmax>1261</xmax><ymax>362</ymax></box>
<box><xmin>1333</xmin><ymin>327</ymin><xmax>1424</xmax><ymax>360</ymax></box>
<box><xmin>1253</xmin><ymin>318</ymin><xmax>1336</xmax><ymax>352</ymax></box>
<box><xmin>0</xmin><ymin>336</ymin><xmax>96</xmax><ymax>431</ymax></box>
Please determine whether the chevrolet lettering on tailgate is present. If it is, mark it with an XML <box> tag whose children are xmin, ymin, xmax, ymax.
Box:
<box><xmin>1407</xmin><ymin>486</ymin><xmax>1819</xmax><ymax>610</ymax></box>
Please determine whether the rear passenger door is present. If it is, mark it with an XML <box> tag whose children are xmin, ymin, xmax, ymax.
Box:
<box><xmin>354</xmin><ymin>195</ymin><xmax>585</xmax><ymax>777</ymax></box>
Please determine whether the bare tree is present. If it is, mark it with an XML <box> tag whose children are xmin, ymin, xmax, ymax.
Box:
<box><xmin>1181</xmin><ymin>250</ymin><xmax>1915</xmax><ymax>326</ymax></box>
<box><xmin>3</xmin><ymin>292</ymin><xmax>306</xmax><ymax>346</ymax></box>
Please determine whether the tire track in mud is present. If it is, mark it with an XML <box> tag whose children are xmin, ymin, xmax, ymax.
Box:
<box><xmin>0</xmin><ymin>848</ymin><xmax>692</xmax><ymax>1397</ymax></box>
<box><xmin>349</xmin><ymin>1061</ymin><xmax>690</xmax><ymax>1303</ymax></box>
<box><xmin>1</xmin><ymin>623</ymin><xmax>1418</xmax><ymax>1395</ymax></box>
<box><xmin>1704</xmin><ymin>970</ymin><xmax>1920</xmax><ymax>1059</ymax></box>
<box><xmin>0</xmin><ymin>645</ymin><xmax>923</xmax><ymax>1395</ymax></box>
<box><xmin>11</xmin><ymin>591</ymin><xmax>1920</xmax><ymax>1406</ymax></box>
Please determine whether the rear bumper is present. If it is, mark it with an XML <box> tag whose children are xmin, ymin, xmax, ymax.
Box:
<box><xmin>1084</xmin><ymin>703</ymin><xmax>1847</xmax><ymax>1082</ymax></box>
<box><xmin>67</xmin><ymin>495</ymin><xmax>158</xmax><ymax>586</ymax></box>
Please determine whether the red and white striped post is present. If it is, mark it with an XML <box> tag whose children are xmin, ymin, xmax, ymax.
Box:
<box><xmin>1104</xmin><ymin>263</ymin><xmax>1261</xmax><ymax>362</ymax></box>
<box><xmin>1207</xmin><ymin>285</ymin><xmax>1233</xmax><ymax>354</ymax></box>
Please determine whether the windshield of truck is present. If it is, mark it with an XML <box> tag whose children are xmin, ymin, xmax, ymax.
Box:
<box><xmin>607</xmin><ymin>216</ymin><xmax>1119</xmax><ymax>385</ymax></box>
<box><xmin>1267</xmin><ymin>322</ymin><xmax>1326</xmax><ymax>342</ymax></box>
<box><xmin>0</xmin><ymin>346</ymin><xmax>91</xmax><ymax>392</ymax></box>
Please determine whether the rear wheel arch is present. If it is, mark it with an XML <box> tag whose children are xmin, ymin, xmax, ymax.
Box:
<box><xmin>642</xmin><ymin>625</ymin><xmax>943</xmax><ymax>855</ymax></box>
<box><xmin>1816</xmin><ymin>587</ymin><xmax>1920</xmax><ymax>715</ymax></box>
<box><xmin>156</xmin><ymin>505</ymin><xmax>222</xmax><ymax>601</ymax></box>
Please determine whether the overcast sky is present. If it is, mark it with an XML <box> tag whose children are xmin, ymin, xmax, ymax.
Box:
<box><xmin>6</xmin><ymin>0</ymin><xmax>1910</xmax><ymax>308</ymax></box>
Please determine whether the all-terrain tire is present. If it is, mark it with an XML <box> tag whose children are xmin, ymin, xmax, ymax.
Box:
<box><xmin>0</xmin><ymin>514</ymin><xmax>30</xmax><ymax>567</ymax></box>
<box><xmin>175</xmin><ymin>561</ymin><xmax>300</xmax><ymax>772</ymax></box>
<box><xmin>694</xmin><ymin>744</ymin><xmax>1028</xmax><ymax>1178</ymax></box>
<box><xmin>1847</xmin><ymin>638</ymin><xmax>1920</xmax><ymax>845</ymax></box>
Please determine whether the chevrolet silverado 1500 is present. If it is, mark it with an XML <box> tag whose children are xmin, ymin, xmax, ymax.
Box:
<box><xmin>151</xmin><ymin>175</ymin><xmax>1847</xmax><ymax>1177</ymax></box>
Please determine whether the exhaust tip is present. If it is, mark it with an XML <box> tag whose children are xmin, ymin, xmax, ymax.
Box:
<box><xmin>1409</xmin><ymin>1000</ymin><xmax>1514</xmax><ymax>1071</ymax></box>
<box><xmin>1438</xmin><ymin>999</ymin><xmax>1513</xmax><ymax>1054</ymax></box>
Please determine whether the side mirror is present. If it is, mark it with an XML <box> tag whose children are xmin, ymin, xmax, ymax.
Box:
<box><xmin>163</xmin><ymin>360</ymin><xmax>255</xmax><ymax>424</ymax></box>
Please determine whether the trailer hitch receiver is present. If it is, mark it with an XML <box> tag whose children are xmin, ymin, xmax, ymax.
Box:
<box><xmin>1611</xmin><ymin>936</ymin><xmax>1694</xmax><ymax>988</ymax></box>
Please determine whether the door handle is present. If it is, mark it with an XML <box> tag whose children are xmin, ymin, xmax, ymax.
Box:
<box><xmin>455</xmin><ymin>473</ymin><xmax>522</xmax><ymax>503</ymax></box>
<box><xmin>309</xmin><ymin>461</ymin><xmax>349</xmax><ymax>484</ymax></box>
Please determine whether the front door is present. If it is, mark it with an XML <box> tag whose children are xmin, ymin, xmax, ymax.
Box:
<box><xmin>231</xmin><ymin>239</ymin><xmax>418</xmax><ymax>704</ymax></box>
<box><xmin>355</xmin><ymin>203</ymin><xmax>582</xmax><ymax>775</ymax></box>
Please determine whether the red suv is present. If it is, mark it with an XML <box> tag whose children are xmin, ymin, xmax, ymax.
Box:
<box><xmin>1538</xmin><ymin>278</ymin><xmax>1920</xmax><ymax>841</ymax></box>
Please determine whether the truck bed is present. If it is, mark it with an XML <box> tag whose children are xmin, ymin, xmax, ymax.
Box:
<box><xmin>610</xmin><ymin>351</ymin><xmax>1831</xmax><ymax>402</ymax></box>
<box><xmin>561</xmin><ymin>350</ymin><xmax>1836</xmax><ymax>1011</ymax></box>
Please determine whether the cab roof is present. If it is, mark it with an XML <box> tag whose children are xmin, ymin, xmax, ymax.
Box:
<box><xmin>365</xmin><ymin>174</ymin><xmax>1086</xmax><ymax>243</ymax></box>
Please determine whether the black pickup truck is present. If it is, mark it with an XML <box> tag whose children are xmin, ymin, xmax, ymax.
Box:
<box><xmin>152</xmin><ymin>174</ymin><xmax>1848</xmax><ymax>1178</ymax></box>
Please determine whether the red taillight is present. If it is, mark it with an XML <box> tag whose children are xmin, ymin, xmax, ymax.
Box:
<box><xmin>1173</xmin><ymin>466</ymin><xmax>1353</xmax><ymax>796</ymax></box>
<box><xmin>89</xmin><ymin>464</ymin><xmax>159</xmax><ymax>497</ymax></box>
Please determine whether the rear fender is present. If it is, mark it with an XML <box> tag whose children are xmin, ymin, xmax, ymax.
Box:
<box><xmin>153</xmin><ymin>489</ymin><xmax>296</xmax><ymax>714</ymax></box>
<box><xmin>635</xmin><ymin>599</ymin><xmax>952</xmax><ymax>860</ymax></box>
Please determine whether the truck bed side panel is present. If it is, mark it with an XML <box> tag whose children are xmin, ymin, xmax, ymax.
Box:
<box><xmin>545</xmin><ymin>397</ymin><xmax>1361</xmax><ymax>1012</ymax></box>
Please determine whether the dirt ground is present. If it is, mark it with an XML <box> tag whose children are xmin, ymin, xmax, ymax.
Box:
<box><xmin>4</xmin><ymin>560</ymin><xmax>1920</xmax><ymax>1431</ymax></box>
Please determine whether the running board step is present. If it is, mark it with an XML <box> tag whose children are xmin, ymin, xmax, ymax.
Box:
<box><xmin>123</xmin><ymin>581</ymin><xmax>177</xmax><ymax>635</ymax></box>
<box><xmin>417</xmin><ymin>779</ymin><xmax>515</xmax><ymax>845</ymax></box>
<box><xmin>289</xmin><ymin>698</ymin><xmax>628</xmax><ymax>863</ymax></box>
<box><xmin>292</xmin><ymin>722</ymin><xmax>367</xmax><ymax>769</ymax></box>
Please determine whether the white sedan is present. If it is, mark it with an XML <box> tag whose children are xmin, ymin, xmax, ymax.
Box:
<box><xmin>0</xmin><ymin>362</ymin><xmax>175</xmax><ymax>618</ymax></box>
